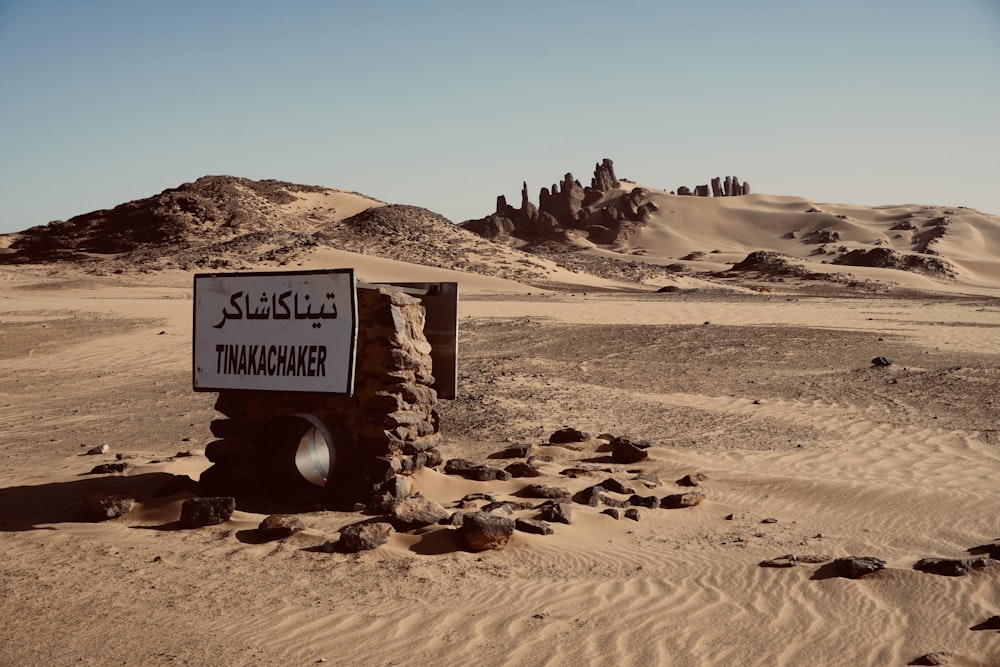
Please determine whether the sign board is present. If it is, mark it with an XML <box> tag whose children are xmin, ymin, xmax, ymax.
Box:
<box><xmin>193</xmin><ymin>269</ymin><xmax>358</xmax><ymax>394</ymax></box>
<box><xmin>371</xmin><ymin>282</ymin><xmax>458</xmax><ymax>399</ymax></box>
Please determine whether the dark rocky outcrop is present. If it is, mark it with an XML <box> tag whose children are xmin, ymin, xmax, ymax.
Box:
<box><xmin>661</xmin><ymin>490</ymin><xmax>705</xmax><ymax>509</ymax></box>
<box><xmin>610</xmin><ymin>436</ymin><xmax>650</xmax><ymax>464</ymax></box>
<box><xmin>913</xmin><ymin>557</ymin><xmax>996</xmax><ymax>577</ymax></box>
<box><xmin>549</xmin><ymin>427</ymin><xmax>590</xmax><ymax>444</ymax></box>
<box><xmin>832</xmin><ymin>248</ymin><xmax>956</xmax><ymax>277</ymax></box>
<box><xmin>443</xmin><ymin>458</ymin><xmax>512</xmax><ymax>482</ymax></box>
<box><xmin>461</xmin><ymin>159</ymin><xmax>655</xmax><ymax>245</ymax></box>
<box><xmin>677</xmin><ymin>175</ymin><xmax>749</xmax><ymax>197</ymax></box>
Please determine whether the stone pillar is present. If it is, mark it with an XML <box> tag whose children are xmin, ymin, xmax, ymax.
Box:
<box><xmin>202</xmin><ymin>286</ymin><xmax>442</xmax><ymax>508</ymax></box>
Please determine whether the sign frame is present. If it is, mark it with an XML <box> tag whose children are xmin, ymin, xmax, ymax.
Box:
<box><xmin>192</xmin><ymin>268</ymin><xmax>358</xmax><ymax>395</ymax></box>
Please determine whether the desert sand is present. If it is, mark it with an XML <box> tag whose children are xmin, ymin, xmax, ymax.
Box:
<box><xmin>1</xmin><ymin>185</ymin><xmax>999</xmax><ymax>666</ymax></box>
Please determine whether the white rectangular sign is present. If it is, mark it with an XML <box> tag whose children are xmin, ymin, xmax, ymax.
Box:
<box><xmin>193</xmin><ymin>269</ymin><xmax>357</xmax><ymax>394</ymax></box>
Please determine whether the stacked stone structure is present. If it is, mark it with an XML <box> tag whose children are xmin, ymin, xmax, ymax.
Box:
<box><xmin>201</xmin><ymin>285</ymin><xmax>442</xmax><ymax>507</ymax></box>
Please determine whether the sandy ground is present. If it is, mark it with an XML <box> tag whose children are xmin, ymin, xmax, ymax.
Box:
<box><xmin>1</xmin><ymin>254</ymin><xmax>999</xmax><ymax>667</ymax></box>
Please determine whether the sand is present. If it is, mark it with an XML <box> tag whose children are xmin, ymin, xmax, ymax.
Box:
<box><xmin>2</xmin><ymin>214</ymin><xmax>1000</xmax><ymax>666</ymax></box>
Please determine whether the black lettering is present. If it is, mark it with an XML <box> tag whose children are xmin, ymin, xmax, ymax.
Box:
<box><xmin>267</xmin><ymin>345</ymin><xmax>276</xmax><ymax>376</ymax></box>
<box><xmin>296</xmin><ymin>346</ymin><xmax>307</xmax><ymax>376</ymax></box>
<box><xmin>317</xmin><ymin>346</ymin><xmax>327</xmax><ymax>377</ymax></box>
<box><xmin>216</xmin><ymin>344</ymin><xmax>225</xmax><ymax>374</ymax></box>
<box><xmin>307</xmin><ymin>345</ymin><xmax>318</xmax><ymax>376</ymax></box>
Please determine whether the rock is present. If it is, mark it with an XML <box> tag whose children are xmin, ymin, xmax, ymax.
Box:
<box><xmin>87</xmin><ymin>461</ymin><xmax>131</xmax><ymax>475</ymax></box>
<box><xmin>85</xmin><ymin>444</ymin><xmax>109</xmax><ymax>455</ymax></box>
<box><xmin>505</xmin><ymin>461</ymin><xmax>542</xmax><ymax>478</ymax></box>
<box><xmin>537</xmin><ymin>502</ymin><xmax>573</xmax><ymax>525</ymax></box>
<box><xmin>521</xmin><ymin>484</ymin><xmax>570</xmax><ymax>499</ymax></box>
<box><xmin>598</xmin><ymin>478</ymin><xmax>636</xmax><ymax>495</ymax></box>
<box><xmin>761</xmin><ymin>517</ymin><xmax>778</xmax><ymax>524</ymax></box>
<box><xmin>549</xmin><ymin>427</ymin><xmax>590</xmax><ymax>444</ymax></box>
<box><xmin>657</xmin><ymin>285</ymin><xmax>683</xmax><ymax>293</ymax></box>
<box><xmin>601</xmin><ymin>508</ymin><xmax>620</xmax><ymax>520</ymax></box>
<box><xmin>909</xmin><ymin>651</ymin><xmax>955</xmax><ymax>665</ymax></box>
<box><xmin>677</xmin><ymin>186</ymin><xmax>692</xmax><ymax>196</ymax></box>
<box><xmin>624</xmin><ymin>508</ymin><xmax>641</xmax><ymax>522</ymax></box>
<box><xmin>82</xmin><ymin>493</ymin><xmax>136</xmax><ymax>521</ymax></box>
<box><xmin>493</xmin><ymin>444</ymin><xmax>535</xmax><ymax>458</ymax></box>
<box><xmin>694</xmin><ymin>185</ymin><xmax>710</xmax><ymax>197</ymax></box>
<box><xmin>970</xmin><ymin>615</ymin><xmax>1000</xmax><ymax>631</ymax></box>
<box><xmin>711</xmin><ymin>177</ymin><xmax>723</xmax><ymax>198</ymax></box>
<box><xmin>677</xmin><ymin>473</ymin><xmax>707</xmax><ymax>487</ymax></box>
<box><xmin>443</xmin><ymin>458</ymin><xmax>511</xmax><ymax>481</ymax></box>
<box><xmin>871</xmin><ymin>356</ymin><xmax>894</xmax><ymax>367</ymax></box>
<box><xmin>833</xmin><ymin>556</ymin><xmax>886</xmax><ymax>578</ymax></box>
<box><xmin>482</xmin><ymin>500</ymin><xmax>534</xmax><ymax>515</ymax></box>
<box><xmin>339</xmin><ymin>522</ymin><xmax>393</xmax><ymax>552</ymax></box>
<box><xmin>257</xmin><ymin>514</ymin><xmax>305</xmax><ymax>539</ymax></box>
<box><xmin>461</xmin><ymin>512</ymin><xmax>515</xmax><ymax>551</ymax></box>
<box><xmin>610</xmin><ymin>436</ymin><xmax>650</xmax><ymax>464</ymax></box>
<box><xmin>179</xmin><ymin>497</ymin><xmax>235</xmax><ymax>529</ymax></box>
<box><xmin>515</xmin><ymin>518</ymin><xmax>554</xmax><ymax>535</ymax></box>
<box><xmin>389</xmin><ymin>496</ymin><xmax>450</xmax><ymax>530</ymax></box>
<box><xmin>628</xmin><ymin>494</ymin><xmax>659</xmax><ymax>508</ymax></box>
<box><xmin>913</xmin><ymin>557</ymin><xmax>996</xmax><ymax>577</ymax></box>
<box><xmin>661</xmin><ymin>490</ymin><xmax>705</xmax><ymax>509</ymax></box>
<box><xmin>591</xmin><ymin>158</ymin><xmax>618</xmax><ymax>192</ymax></box>
<box><xmin>760</xmin><ymin>556</ymin><xmax>798</xmax><ymax>568</ymax></box>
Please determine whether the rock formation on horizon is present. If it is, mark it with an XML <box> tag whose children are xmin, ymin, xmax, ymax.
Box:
<box><xmin>674</xmin><ymin>175</ymin><xmax>750</xmax><ymax>198</ymax></box>
<box><xmin>461</xmin><ymin>158</ymin><xmax>659</xmax><ymax>245</ymax></box>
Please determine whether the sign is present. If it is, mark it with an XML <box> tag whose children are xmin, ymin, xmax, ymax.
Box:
<box><xmin>193</xmin><ymin>269</ymin><xmax>358</xmax><ymax>394</ymax></box>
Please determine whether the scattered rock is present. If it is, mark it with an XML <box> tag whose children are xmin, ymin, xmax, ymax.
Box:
<box><xmin>85</xmin><ymin>444</ymin><xmax>109</xmax><ymax>456</ymax></box>
<box><xmin>82</xmin><ymin>493</ymin><xmax>136</xmax><ymax>521</ymax></box>
<box><xmin>492</xmin><ymin>444</ymin><xmax>535</xmax><ymax>458</ymax></box>
<box><xmin>909</xmin><ymin>651</ymin><xmax>955</xmax><ymax>665</ymax></box>
<box><xmin>833</xmin><ymin>556</ymin><xmax>886</xmax><ymax>579</ymax></box>
<box><xmin>461</xmin><ymin>512</ymin><xmax>515</xmax><ymax>551</ymax></box>
<box><xmin>913</xmin><ymin>557</ymin><xmax>996</xmax><ymax>577</ymax></box>
<box><xmin>549</xmin><ymin>427</ymin><xmax>590</xmax><ymax>444</ymax></box>
<box><xmin>443</xmin><ymin>458</ymin><xmax>511</xmax><ymax>481</ymax></box>
<box><xmin>661</xmin><ymin>490</ymin><xmax>705</xmax><ymax>509</ymax></box>
<box><xmin>537</xmin><ymin>502</ymin><xmax>573</xmax><ymax>525</ymax></box>
<box><xmin>628</xmin><ymin>495</ymin><xmax>659</xmax><ymax>509</ymax></box>
<box><xmin>87</xmin><ymin>461</ymin><xmax>131</xmax><ymax>475</ymax></box>
<box><xmin>515</xmin><ymin>518</ymin><xmax>554</xmax><ymax>535</ymax></box>
<box><xmin>179</xmin><ymin>497</ymin><xmax>236</xmax><ymax>529</ymax></box>
<box><xmin>610</xmin><ymin>436</ymin><xmax>650</xmax><ymax>464</ymax></box>
<box><xmin>624</xmin><ymin>508</ymin><xmax>641</xmax><ymax>522</ymax></box>
<box><xmin>602</xmin><ymin>508</ymin><xmax>620</xmax><ymax>520</ymax></box>
<box><xmin>598</xmin><ymin>478</ymin><xmax>636</xmax><ymax>495</ymax></box>
<box><xmin>389</xmin><ymin>496</ymin><xmax>451</xmax><ymax>530</ymax></box>
<box><xmin>760</xmin><ymin>556</ymin><xmax>798</xmax><ymax>568</ymax></box>
<box><xmin>339</xmin><ymin>521</ymin><xmax>393</xmax><ymax>552</ymax></box>
<box><xmin>505</xmin><ymin>461</ymin><xmax>543</xmax><ymax>478</ymax></box>
<box><xmin>871</xmin><ymin>356</ymin><xmax>894</xmax><ymax>367</ymax></box>
<box><xmin>761</xmin><ymin>518</ymin><xmax>778</xmax><ymax>524</ymax></box>
<box><xmin>520</xmin><ymin>484</ymin><xmax>570</xmax><ymax>499</ymax></box>
<box><xmin>676</xmin><ymin>473</ymin><xmax>707</xmax><ymax>487</ymax></box>
<box><xmin>257</xmin><ymin>514</ymin><xmax>305</xmax><ymax>540</ymax></box>
<box><xmin>482</xmin><ymin>500</ymin><xmax>534</xmax><ymax>514</ymax></box>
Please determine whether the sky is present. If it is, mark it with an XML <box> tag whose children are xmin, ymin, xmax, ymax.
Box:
<box><xmin>1</xmin><ymin>0</ymin><xmax>999</xmax><ymax>234</ymax></box>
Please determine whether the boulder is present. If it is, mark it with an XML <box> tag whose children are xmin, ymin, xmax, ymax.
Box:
<box><xmin>492</xmin><ymin>444</ymin><xmax>535</xmax><ymax>459</ymax></box>
<box><xmin>661</xmin><ymin>490</ymin><xmax>705</xmax><ymax>509</ymax></box>
<box><xmin>520</xmin><ymin>484</ymin><xmax>570</xmax><ymax>499</ymax></box>
<box><xmin>257</xmin><ymin>514</ymin><xmax>305</xmax><ymax>540</ymax></box>
<box><xmin>443</xmin><ymin>458</ymin><xmax>511</xmax><ymax>481</ymax></box>
<box><xmin>624</xmin><ymin>508</ymin><xmax>641</xmax><ymax>522</ymax></box>
<box><xmin>389</xmin><ymin>496</ymin><xmax>450</xmax><ymax>530</ymax></box>
<box><xmin>677</xmin><ymin>473</ymin><xmax>708</xmax><ymax>487</ymax></box>
<box><xmin>537</xmin><ymin>502</ymin><xmax>573</xmax><ymax>525</ymax></box>
<box><xmin>913</xmin><ymin>557</ymin><xmax>996</xmax><ymax>577</ymax></box>
<box><xmin>179</xmin><ymin>497</ymin><xmax>235</xmax><ymax>529</ymax></box>
<box><xmin>82</xmin><ymin>493</ymin><xmax>136</xmax><ymax>521</ymax></box>
<box><xmin>610</xmin><ymin>436</ymin><xmax>650</xmax><ymax>464</ymax></box>
<box><xmin>833</xmin><ymin>556</ymin><xmax>886</xmax><ymax>578</ymax></box>
<box><xmin>598</xmin><ymin>478</ymin><xmax>636</xmax><ymax>495</ymax></box>
<box><xmin>339</xmin><ymin>521</ymin><xmax>393</xmax><ymax>552</ymax></box>
<box><xmin>461</xmin><ymin>512</ymin><xmax>515</xmax><ymax>551</ymax></box>
<box><xmin>549</xmin><ymin>427</ymin><xmax>590</xmax><ymax>444</ymax></box>
<box><xmin>87</xmin><ymin>461</ymin><xmax>131</xmax><ymax>475</ymax></box>
<box><xmin>505</xmin><ymin>461</ymin><xmax>542</xmax><ymax>478</ymax></box>
<box><xmin>515</xmin><ymin>518</ymin><xmax>554</xmax><ymax>535</ymax></box>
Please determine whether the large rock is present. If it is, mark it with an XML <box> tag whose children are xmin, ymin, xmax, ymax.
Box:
<box><xmin>661</xmin><ymin>490</ymin><xmax>705</xmax><ymax>509</ymax></box>
<box><xmin>82</xmin><ymin>493</ymin><xmax>136</xmax><ymax>521</ymax></box>
<box><xmin>537</xmin><ymin>502</ymin><xmax>572</xmax><ymax>524</ymax></box>
<box><xmin>339</xmin><ymin>521</ymin><xmax>393</xmax><ymax>552</ymax></box>
<box><xmin>833</xmin><ymin>556</ymin><xmax>886</xmax><ymax>578</ymax></box>
<box><xmin>257</xmin><ymin>514</ymin><xmax>305</xmax><ymax>540</ymax></box>
<box><xmin>460</xmin><ymin>512</ymin><xmax>515</xmax><ymax>551</ymax></box>
<box><xmin>610</xmin><ymin>436</ymin><xmax>650</xmax><ymax>464</ymax></box>
<box><xmin>443</xmin><ymin>458</ymin><xmax>511</xmax><ymax>481</ymax></box>
<box><xmin>389</xmin><ymin>496</ymin><xmax>451</xmax><ymax>530</ymax></box>
<box><xmin>913</xmin><ymin>557</ymin><xmax>996</xmax><ymax>577</ymax></box>
<box><xmin>179</xmin><ymin>497</ymin><xmax>235</xmax><ymax>529</ymax></box>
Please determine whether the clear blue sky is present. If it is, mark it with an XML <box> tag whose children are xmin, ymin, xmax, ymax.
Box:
<box><xmin>1</xmin><ymin>0</ymin><xmax>998</xmax><ymax>233</ymax></box>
